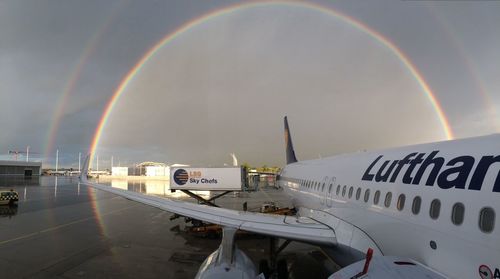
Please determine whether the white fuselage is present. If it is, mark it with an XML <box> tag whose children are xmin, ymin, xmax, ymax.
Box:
<box><xmin>278</xmin><ymin>134</ymin><xmax>500</xmax><ymax>279</ymax></box>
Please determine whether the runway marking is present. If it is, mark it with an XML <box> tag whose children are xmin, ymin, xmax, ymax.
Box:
<box><xmin>0</xmin><ymin>204</ymin><xmax>138</xmax><ymax>246</ymax></box>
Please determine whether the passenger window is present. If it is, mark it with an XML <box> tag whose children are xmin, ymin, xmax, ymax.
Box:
<box><xmin>384</xmin><ymin>192</ymin><xmax>392</xmax><ymax>208</ymax></box>
<box><xmin>348</xmin><ymin>187</ymin><xmax>353</xmax><ymax>198</ymax></box>
<box><xmin>342</xmin><ymin>186</ymin><xmax>346</xmax><ymax>197</ymax></box>
<box><xmin>328</xmin><ymin>184</ymin><xmax>332</xmax><ymax>193</ymax></box>
<box><xmin>397</xmin><ymin>194</ymin><xmax>406</xmax><ymax>211</ymax></box>
<box><xmin>364</xmin><ymin>189</ymin><xmax>370</xmax><ymax>203</ymax></box>
<box><xmin>374</xmin><ymin>190</ymin><xmax>380</xmax><ymax>205</ymax></box>
<box><xmin>356</xmin><ymin>188</ymin><xmax>361</xmax><ymax>200</ymax></box>
<box><xmin>451</xmin><ymin>203</ymin><xmax>465</xmax><ymax>226</ymax></box>
<box><xmin>336</xmin><ymin>185</ymin><xmax>340</xmax><ymax>195</ymax></box>
<box><xmin>412</xmin><ymin>196</ymin><xmax>421</xmax><ymax>215</ymax></box>
<box><xmin>479</xmin><ymin>207</ymin><xmax>495</xmax><ymax>233</ymax></box>
<box><xmin>322</xmin><ymin>183</ymin><xmax>325</xmax><ymax>192</ymax></box>
<box><xmin>430</xmin><ymin>199</ymin><xmax>441</xmax><ymax>220</ymax></box>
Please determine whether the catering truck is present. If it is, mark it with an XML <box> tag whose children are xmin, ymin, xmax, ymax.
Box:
<box><xmin>170</xmin><ymin>167</ymin><xmax>243</xmax><ymax>191</ymax></box>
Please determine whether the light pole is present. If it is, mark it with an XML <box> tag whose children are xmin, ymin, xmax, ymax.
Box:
<box><xmin>78</xmin><ymin>152</ymin><xmax>81</xmax><ymax>173</ymax></box>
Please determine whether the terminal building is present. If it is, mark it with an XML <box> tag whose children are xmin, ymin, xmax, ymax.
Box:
<box><xmin>0</xmin><ymin>160</ymin><xmax>42</xmax><ymax>176</ymax></box>
<box><xmin>111</xmin><ymin>162</ymin><xmax>189</xmax><ymax>178</ymax></box>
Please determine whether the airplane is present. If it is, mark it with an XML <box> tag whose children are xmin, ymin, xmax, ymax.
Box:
<box><xmin>80</xmin><ymin>117</ymin><xmax>499</xmax><ymax>279</ymax></box>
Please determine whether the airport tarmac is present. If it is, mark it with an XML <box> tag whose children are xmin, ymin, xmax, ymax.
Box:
<box><xmin>0</xmin><ymin>176</ymin><xmax>337</xmax><ymax>278</ymax></box>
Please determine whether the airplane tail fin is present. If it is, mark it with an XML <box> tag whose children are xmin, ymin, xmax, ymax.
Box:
<box><xmin>284</xmin><ymin>116</ymin><xmax>298</xmax><ymax>164</ymax></box>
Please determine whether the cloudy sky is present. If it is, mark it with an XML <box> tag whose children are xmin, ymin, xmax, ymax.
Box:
<box><xmin>1</xmin><ymin>0</ymin><xmax>499</xmax><ymax>168</ymax></box>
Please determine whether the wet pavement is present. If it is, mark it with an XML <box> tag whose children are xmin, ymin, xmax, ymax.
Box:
<box><xmin>0</xmin><ymin>176</ymin><xmax>336</xmax><ymax>278</ymax></box>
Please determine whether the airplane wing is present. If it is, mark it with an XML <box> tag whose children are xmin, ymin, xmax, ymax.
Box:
<box><xmin>80</xmin><ymin>157</ymin><xmax>336</xmax><ymax>246</ymax></box>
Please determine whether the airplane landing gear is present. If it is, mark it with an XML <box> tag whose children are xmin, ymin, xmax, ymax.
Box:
<box><xmin>259</xmin><ymin>237</ymin><xmax>291</xmax><ymax>278</ymax></box>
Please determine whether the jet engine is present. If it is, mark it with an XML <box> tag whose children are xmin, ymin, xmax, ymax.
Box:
<box><xmin>194</xmin><ymin>227</ymin><xmax>261</xmax><ymax>279</ymax></box>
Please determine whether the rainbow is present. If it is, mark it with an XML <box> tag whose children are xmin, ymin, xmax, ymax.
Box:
<box><xmin>44</xmin><ymin>45</ymin><xmax>95</xmax><ymax>160</ymax></box>
<box><xmin>89</xmin><ymin>1</ymin><xmax>454</xmax><ymax>165</ymax></box>
<box><xmin>426</xmin><ymin>6</ymin><xmax>499</xmax><ymax>132</ymax></box>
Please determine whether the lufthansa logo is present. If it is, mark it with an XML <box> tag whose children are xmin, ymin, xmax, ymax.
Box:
<box><xmin>174</xmin><ymin>169</ymin><xmax>188</xmax><ymax>185</ymax></box>
<box><xmin>479</xmin><ymin>265</ymin><xmax>492</xmax><ymax>279</ymax></box>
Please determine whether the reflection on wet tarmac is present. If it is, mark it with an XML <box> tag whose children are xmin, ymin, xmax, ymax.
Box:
<box><xmin>0</xmin><ymin>175</ymin><xmax>40</xmax><ymax>187</ymax></box>
<box><xmin>0</xmin><ymin>176</ymin><xmax>335</xmax><ymax>278</ymax></box>
<box><xmin>97</xmin><ymin>177</ymin><xmax>211</xmax><ymax>199</ymax></box>
<box><xmin>54</xmin><ymin>176</ymin><xmax>58</xmax><ymax>197</ymax></box>
<box><xmin>0</xmin><ymin>204</ymin><xmax>17</xmax><ymax>218</ymax></box>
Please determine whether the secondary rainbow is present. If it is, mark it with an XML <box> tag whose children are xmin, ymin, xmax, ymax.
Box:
<box><xmin>427</xmin><ymin>6</ymin><xmax>499</xmax><ymax>133</ymax></box>
<box><xmin>89</xmin><ymin>1</ymin><xmax>454</xmax><ymax>165</ymax></box>
<box><xmin>44</xmin><ymin>3</ymin><xmax>126</xmax><ymax>160</ymax></box>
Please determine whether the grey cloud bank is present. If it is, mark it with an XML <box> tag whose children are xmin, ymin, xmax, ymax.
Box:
<box><xmin>0</xmin><ymin>0</ymin><xmax>499</xmax><ymax>167</ymax></box>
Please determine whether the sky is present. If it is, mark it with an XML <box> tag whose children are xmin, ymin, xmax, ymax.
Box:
<box><xmin>0</xmin><ymin>0</ymin><xmax>499</xmax><ymax>168</ymax></box>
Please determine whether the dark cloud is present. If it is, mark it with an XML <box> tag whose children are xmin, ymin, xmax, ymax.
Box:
<box><xmin>1</xmin><ymin>0</ymin><xmax>499</xmax><ymax>167</ymax></box>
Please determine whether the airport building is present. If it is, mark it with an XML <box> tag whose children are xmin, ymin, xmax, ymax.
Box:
<box><xmin>145</xmin><ymin>165</ymin><xmax>169</xmax><ymax>177</ymax></box>
<box><xmin>109</xmin><ymin>162</ymin><xmax>189</xmax><ymax>178</ymax></box>
<box><xmin>111</xmin><ymin>167</ymin><xmax>129</xmax><ymax>176</ymax></box>
<box><xmin>0</xmin><ymin>160</ymin><xmax>42</xmax><ymax>176</ymax></box>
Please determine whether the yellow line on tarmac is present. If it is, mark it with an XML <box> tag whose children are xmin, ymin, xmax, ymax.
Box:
<box><xmin>0</xmin><ymin>205</ymin><xmax>137</xmax><ymax>246</ymax></box>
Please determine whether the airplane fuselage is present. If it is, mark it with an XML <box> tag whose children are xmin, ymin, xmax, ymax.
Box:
<box><xmin>278</xmin><ymin>134</ymin><xmax>500</xmax><ymax>279</ymax></box>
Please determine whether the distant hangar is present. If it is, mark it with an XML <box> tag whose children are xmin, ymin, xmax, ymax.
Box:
<box><xmin>0</xmin><ymin>160</ymin><xmax>42</xmax><ymax>176</ymax></box>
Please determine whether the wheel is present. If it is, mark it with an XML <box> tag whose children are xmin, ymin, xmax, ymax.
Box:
<box><xmin>259</xmin><ymin>259</ymin><xmax>270</xmax><ymax>279</ymax></box>
<box><xmin>277</xmin><ymin>259</ymin><xmax>288</xmax><ymax>279</ymax></box>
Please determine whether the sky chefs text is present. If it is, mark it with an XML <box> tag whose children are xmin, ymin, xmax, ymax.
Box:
<box><xmin>174</xmin><ymin>169</ymin><xmax>219</xmax><ymax>186</ymax></box>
